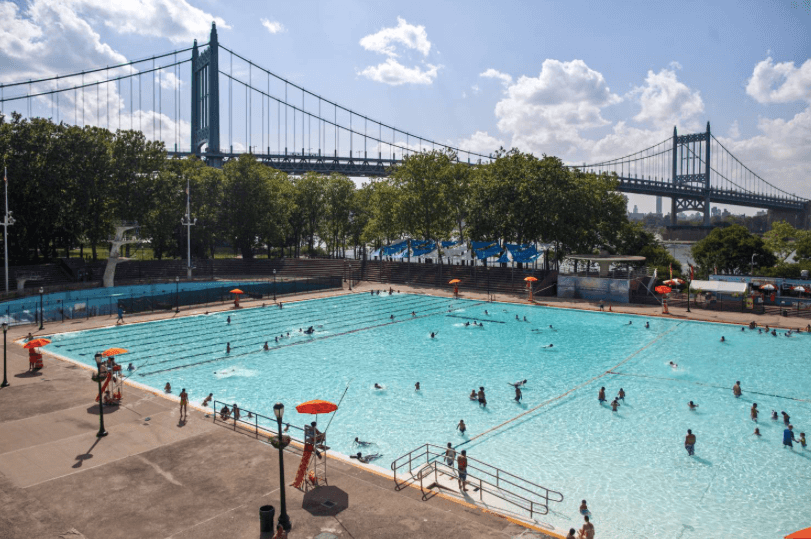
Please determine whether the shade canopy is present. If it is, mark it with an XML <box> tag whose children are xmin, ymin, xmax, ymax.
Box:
<box><xmin>102</xmin><ymin>347</ymin><xmax>128</xmax><ymax>357</ymax></box>
<box><xmin>296</xmin><ymin>399</ymin><xmax>338</xmax><ymax>415</ymax></box>
<box><xmin>524</xmin><ymin>276</ymin><xmax>538</xmax><ymax>282</ymax></box>
<box><xmin>759</xmin><ymin>284</ymin><xmax>776</xmax><ymax>291</ymax></box>
<box><xmin>230</xmin><ymin>289</ymin><xmax>245</xmax><ymax>294</ymax></box>
<box><xmin>654</xmin><ymin>285</ymin><xmax>672</xmax><ymax>294</ymax></box>
<box><xmin>23</xmin><ymin>338</ymin><xmax>51</xmax><ymax>349</ymax></box>
<box><xmin>448</xmin><ymin>279</ymin><xmax>461</xmax><ymax>284</ymax></box>
<box><xmin>690</xmin><ymin>280</ymin><xmax>749</xmax><ymax>294</ymax></box>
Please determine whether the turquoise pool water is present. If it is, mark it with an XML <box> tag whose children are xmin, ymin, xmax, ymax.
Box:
<box><xmin>46</xmin><ymin>293</ymin><xmax>810</xmax><ymax>538</ymax></box>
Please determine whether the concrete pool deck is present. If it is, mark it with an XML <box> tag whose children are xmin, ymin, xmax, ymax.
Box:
<box><xmin>1</xmin><ymin>280</ymin><xmax>801</xmax><ymax>539</ymax></box>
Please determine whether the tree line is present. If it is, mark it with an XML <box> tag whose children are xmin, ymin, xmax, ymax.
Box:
<box><xmin>1</xmin><ymin>113</ymin><xmax>678</xmax><ymax>273</ymax></box>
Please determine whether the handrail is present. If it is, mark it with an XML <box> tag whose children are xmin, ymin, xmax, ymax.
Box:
<box><xmin>391</xmin><ymin>443</ymin><xmax>563</xmax><ymax>519</ymax></box>
<box><xmin>212</xmin><ymin>399</ymin><xmax>306</xmax><ymax>443</ymax></box>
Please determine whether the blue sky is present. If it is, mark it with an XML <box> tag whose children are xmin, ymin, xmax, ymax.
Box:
<box><xmin>1</xmin><ymin>0</ymin><xmax>809</xmax><ymax>213</ymax></box>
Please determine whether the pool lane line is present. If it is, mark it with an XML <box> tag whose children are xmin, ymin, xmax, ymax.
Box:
<box><xmin>446</xmin><ymin>314</ymin><xmax>506</xmax><ymax>324</ymax></box>
<box><xmin>127</xmin><ymin>295</ymin><xmax>458</xmax><ymax>366</ymax></box>
<box><xmin>139</xmin><ymin>302</ymin><xmax>485</xmax><ymax>376</ymax></box>
<box><xmin>456</xmin><ymin>322</ymin><xmax>684</xmax><ymax>449</ymax></box>
<box><xmin>607</xmin><ymin>371</ymin><xmax>811</xmax><ymax>403</ymax></box>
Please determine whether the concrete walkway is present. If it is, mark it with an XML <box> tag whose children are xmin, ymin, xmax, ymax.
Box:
<box><xmin>0</xmin><ymin>287</ymin><xmax>557</xmax><ymax>539</ymax></box>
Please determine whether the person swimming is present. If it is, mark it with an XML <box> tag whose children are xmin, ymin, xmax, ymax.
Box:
<box><xmin>350</xmin><ymin>452</ymin><xmax>382</xmax><ymax>463</ymax></box>
<box><xmin>509</xmin><ymin>379</ymin><xmax>528</xmax><ymax>388</ymax></box>
<box><xmin>544</xmin><ymin>344</ymin><xmax>554</xmax><ymax>348</ymax></box>
<box><xmin>598</xmin><ymin>387</ymin><xmax>606</xmax><ymax>403</ymax></box>
<box><xmin>457</xmin><ymin>419</ymin><xmax>467</xmax><ymax>433</ymax></box>
<box><xmin>415</xmin><ymin>382</ymin><xmax>420</xmax><ymax>391</ymax></box>
<box><xmin>611</xmin><ymin>398</ymin><xmax>620</xmax><ymax>412</ymax></box>
<box><xmin>688</xmin><ymin>400</ymin><xmax>698</xmax><ymax>410</ymax></box>
<box><xmin>754</xmin><ymin>427</ymin><xmax>761</xmax><ymax>436</ymax></box>
<box><xmin>516</xmin><ymin>315</ymin><xmax>520</xmax><ymax>321</ymax></box>
<box><xmin>263</xmin><ymin>342</ymin><xmax>269</xmax><ymax>350</ymax></box>
<box><xmin>304</xmin><ymin>326</ymin><xmax>315</xmax><ymax>334</ymax></box>
<box><xmin>227</xmin><ymin>316</ymin><xmax>231</xmax><ymax>324</ymax></box>
<box><xmin>669</xmin><ymin>361</ymin><xmax>678</xmax><ymax>368</ymax></box>
<box><xmin>465</xmin><ymin>321</ymin><xmax>470</xmax><ymax>327</ymax></box>
<box><xmin>275</xmin><ymin>336</ymin><xmax>279</xmax><ymax>343</ymax></box>
<box><xmin>628</xmin><ymin>321</ymin><xmax>633</xmax><ymax>325</ymax></box>
<box><xmin>374</xmin><ymin>383</ymin><xmax>383</xmax><ymax>390</ymax></box>
<box><xmin>412</xmin><ymin>311</ymin><xmax>416</xmax><ymax>316</ymax></box>
<box><xmin>771</xmin><ymin>410</ymin><xmax>779</xmax><ymax>420</ymax></box>
<box><xmin>127</xmin><ymin>363</ymin><xmax>135</xmax><ymax>371</ymax></box>
<box><xmin>430</xmin><ymin>332</ymin><xmax>436</xmax><ymax>338</ymax></box>
<box><xmin>720</xmin><ymin>336</ymin><xmax>726</xmax><ymax>342</ymax></box>
<box><xmin>523</xmin><ymin>316</ymin><xmax>527</xmax><ymax>322</ymax></box>
<box><xmin>469</xmin><ymin>390</ymin><xmax>477</xmax><ymax>400</ymax></box>
<box><xmin>353</xmin><ymin>437</ymin><xmax>373</xmax><ymax>446</ymax></box>
<box><xmin>645</xmin><ymin>322</ymin><xmax>650</xmax><ymax>328</ymax></box>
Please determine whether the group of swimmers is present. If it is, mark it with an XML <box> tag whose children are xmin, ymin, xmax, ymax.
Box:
<box><xmin>369</xmin><ymin>288</ymin><xmax>399</xmax><ymax>296</ymax></box>
<box><xmin>598</xmin><ymin>386</ymin><xmax>625</xmax><ymax>412</ymax></box>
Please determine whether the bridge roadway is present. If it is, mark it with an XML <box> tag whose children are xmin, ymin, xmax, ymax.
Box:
<box><xmin>170</xmin><ymin>151</ymin><xmax>807</xmax><ymax>213</ymax></box>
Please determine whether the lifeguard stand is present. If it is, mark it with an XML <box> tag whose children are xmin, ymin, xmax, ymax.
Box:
<box><xmin>28</xmin><ymin>347</ymin><xmax>43</xmax><ymax>370</ymax></box>
<box><xmin>293</xmin><ymin>428</ymin><xmax>328</xmax><ymax>492</ymax></box>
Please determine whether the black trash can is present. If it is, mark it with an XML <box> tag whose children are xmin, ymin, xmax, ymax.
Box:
<box><xmin>782</xmin><ymin>309</ymin><xmax>788</xmax><ymax>317</ymax></box>
<box><xmin>260</xmin><ymin>505</ymin><xmax>275</xmax><ymax>533</ymax></box>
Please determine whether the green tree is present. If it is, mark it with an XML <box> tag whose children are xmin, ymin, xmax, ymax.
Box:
<box><xmin>763</xmin><ymin>220</ymin><xmax>798</xmax><ymax>263</ymax></box>
<box><xmin>294</xmin><ymin>172</ymin><xmax>328</xmax><ymax>255</ymax></box>
<box><xmin>691</xmin><ymin>224</ymin><xmax>776</xmax><ymax>276</ymax></box>
<box><xmin>259</xmin><ymin>168</ymin><xmax>293</xmax><ymax>259</ymax></box>
<box><xmin>321</xmin><ymin>174</ymin><xmax>355</xmax><ymax>258</ymax></box>
<box><xmin>795</xmin><ymin>230</ymin><xmax>811</xmax><ymax>261</ymax></box>
<box><xmin>362</xmin><ymin>179</ymin><xmax>402</xmax><ymax>249</ymax></box>
<box><xmin>614</xmin><ymin>222</ymin><xmax>681</xmax><ymax>277</ymax></box>
<box><xmin>220</xmin><ymin>155</ymin><xmax>276</xmax><ymax>259</ymax></box>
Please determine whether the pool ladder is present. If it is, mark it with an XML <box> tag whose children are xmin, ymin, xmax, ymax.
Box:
<box><xmin>391</xmin><ymin>443</ymin><xmax>563</xmax><ymax>520</ymax></box>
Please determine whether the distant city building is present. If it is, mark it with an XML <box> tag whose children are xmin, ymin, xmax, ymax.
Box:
<box><xmin>656</xmin><ymin>196</ymin><xmax>662</xmax><ymax>216</ymax></box>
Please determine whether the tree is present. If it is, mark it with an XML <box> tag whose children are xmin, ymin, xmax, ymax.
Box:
<box><xmin>259</xmin><ymin>168</ymin><xmax>293</xmax><ymax>259</ymax></box>
<box><xmin>294</xmin><ymin>172</ymin><xmax>327</xmax><ymax>255</ymax></box>
<box><xmin>362</xmin><ymin>179</ymin><xmax>402</xmax><ymax>249</ymax></box>
<box><xmin>220</xmin><ymin>155</ymin><xmax>276</xmax><ymax>259</ymax></box>
<box><xmin>614</xmin><ymin>222</ymin><xmax>681</xmax><ymax>276</ymax></box>
<box><xmin>691</xmin><ymin>225</ymin><xmax>776</xmax><ymax>276</ymax></box>
<box><xmin>763</xmin><ymin>220</ymin><xmax>798</xmax><ymax>263</ymax></box>
<box><xmin>795</xmin><ymin>230</ymin><xmax>811</xmax><ymax>261</ymax></box>
<box><xmin>321</xmin><ymin>174</ymin><xmax>355</xmax><ymax>258</ymax></box>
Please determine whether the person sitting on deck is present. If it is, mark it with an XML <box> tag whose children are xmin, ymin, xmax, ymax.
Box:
<box><xmin>220</xmin><ymin>405</ymin><xmax>231</xmax><ymax>420</ymax></box>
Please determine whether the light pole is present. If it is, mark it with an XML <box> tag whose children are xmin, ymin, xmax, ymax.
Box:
<box><xmin>2</xmin><ymin>322</ymin><xmax>9</xmax><ymax>388</ymax></box>
<box><xmin>38</xmin><ymin>287</ymin><xmax>44</xmax><ymax>330</ymax></box>
<box><xmin>175</xmin><ymin>276</ymin><xmax>180</xmax><ymax>313</ymax></box>
<box><xmin>273</xmin><ymin>269</ymin><xmax>276</xmax><ymax>302</ymax></box>
<box><xmin>181</xmin><ymin>177</ymin><xmax>196</xmax><ymax>279</ymax></box>
<box><xmin>751</xmin><ymin>253</ymin><xmax>756</xmax><ymax>277</ymax></box>
<box><xmin>94</xmin><ymin>353</ymin><xmax>108</xmax><ymax>437</ymax></box>
<box><xmin>3</xmin><ymin>166</ymin><xmax>15</xmax><ymax>293</ymax></box>
<box><xmin>273</xmin><ymin>402</ymin><xmax>291</xmax><ymax>532</ymax></box>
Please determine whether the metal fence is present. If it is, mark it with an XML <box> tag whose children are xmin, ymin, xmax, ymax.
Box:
<box><xmin>0</xmin><ymin>276</ymin><xmax>342</xmax><ymax>327</ymax></box>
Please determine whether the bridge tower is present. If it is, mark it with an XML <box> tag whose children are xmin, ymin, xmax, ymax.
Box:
<box><xmin>191</xmin><ymin>23</ymin><xmax>222</xmax><ymax>167</ymax></box>
<box><xmin>670</xmin><ymin>122</ymin><xmax>711</xmax><ymax>227</ymax></box>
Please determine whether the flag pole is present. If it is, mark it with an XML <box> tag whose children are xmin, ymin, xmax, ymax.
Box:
<box><xmin>3</xmin><ymin>166</ymin><xmax>10</xmax><ymax>294</ymax></box>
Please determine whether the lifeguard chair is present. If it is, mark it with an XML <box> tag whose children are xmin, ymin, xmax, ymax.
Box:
<box><xmin>293</xmin><ymin>425</ymin><xmax>328</xmax><ymax>492</ymax></box>
<box><xmin>28</xmin><ymin>348</ymin><xmax>43</xmax><ymax>370</ymax></box>
<box><xmin>95</xmin><ymin>358</ymin><xmax>124</xmax><ymax>405</ymax></box>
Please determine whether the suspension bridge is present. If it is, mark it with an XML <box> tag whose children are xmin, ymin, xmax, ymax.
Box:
<box><xmin>0</xmin><ymin>23</ymin><xmax>807</xmax><ymax>227</ymax></box>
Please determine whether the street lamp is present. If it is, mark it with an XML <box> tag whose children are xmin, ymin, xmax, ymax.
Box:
<box><xmin>2</xmin><ymin>322</ymin><xmax>9</xmax><ymax>388</ymax></box>
<box><xmin>273</xmin><ymin>402</ymin><xmax>291</xmax><ymax>532</ymax></box>
<box><xmin>38</xmin><ymin>287</ymin><xmax>44</xmax><ymax>330</ymax></box>
<box><xmin>181</xmin><ymin>177</ymin><xmax>196</xmax><ymax>279</ymax></box>
<box><xmin>175</xmin><ymin>276</ymin><xmax>180</xmax><ymax>313</ymax></box>
<box><xmin>273</xmin><ymin>269</ymin><xmax>276</xmax><ymax>302</ymax></box>
<box><xmin>751</xmin><ymin>253</ymin><xmax>756</xmax><ymax>277</ymax></box>
<box><xmin>94</xmin><ymin>353</ymin><xmax>108</xmax><ymax>438</ymax></box>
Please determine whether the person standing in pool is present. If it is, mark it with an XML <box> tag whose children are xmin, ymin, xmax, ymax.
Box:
<box><xmin>611</xmin><ymin>398</ymin><xmax>620</xmax><ymax>412</ymax></box>
<box><xmin>457</xmin><ymin>419</ymin><xmax>467</xmax><ymax>434</ymax></box>
<box><xmin>477</xmin><ymin>387</ymin><xmax>487</xmax><ymax>407</ymax></box>
<box><xmin>783</xmin><ymin>425</ymin><xmax>797</xmax><ymax>448</ymax></box>
<box><xmin>179</xmin><ymin>388</ymin><xmax>188</xmax><ymax>421</ymax></box>
<box><xmin>263</xmin><ymin>342</ymin><xmax>269</xmax><ymax>351</ymax></box>
<box><xmin>598</xmin><ymin>387</ymin><xmax>606</xmax><ymax>404</ymax></box>
<box><xmin>751</xmin><ymin>403</ymin><xmax>759</xmax><ymax>422</ymax></box>
<box><xmin>227</xmin><ymin>316</ymin><xmax>231</xmax><ymax>324</ymax></box>
<box><xmin>469</xmin><ymin>389</ymin><xmax>477</xmax><ymax>400</ymax></box>
<box><xmin>226</xmin><ymin>343</ymin><xmax>231</xmax><ymax>354</ymax></box>
<box><xmin>782</xmin><ymin>411</ymin><xmax>790</xmax><ymax>425</ymax></box>
<box><xmin>685</xmin><ymin>429</ymin><xmax>696</xmax><ymax>456</ymax></box>
<box><xmin>618</xmin><ymin>388</ymin><xmax>625</xmax><ymax>401</ymax></box>
<box><xmin>515</xmin><ymin>386</ymin><xmax>522</xmax><ymax>402</ymax></box>
<box><xmin>733</xmin><ymin>381</ymin><xmax>742</xmax><ymax>398</ymax></box>
<box><xmin>688</xmin><ymin>401</ymin><xmax>699</xmax><ymax>410</ymax></box>
<box><xmin>415</xmin><ymin>382</ymin><xmax>420</xmax><ymax>391</ymax></box>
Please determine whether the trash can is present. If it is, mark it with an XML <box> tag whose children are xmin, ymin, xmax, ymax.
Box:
<box><xmin>259</xmin><ymin>505</ymin><xmax>275</xmax><ymax>533</ymax></box>
<box><xmin>782</xmin><ymin>309</ymin><xmax>788</xmax><ymax>317</ymax></box>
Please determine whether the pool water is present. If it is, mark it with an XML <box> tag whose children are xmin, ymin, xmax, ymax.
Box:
<box><xmin>46</xmin><ymin>293</ymin><xmax>810</xmax><ymax>538</ymax></box>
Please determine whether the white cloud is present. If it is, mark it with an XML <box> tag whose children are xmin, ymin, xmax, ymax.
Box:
<box><xmin>358</xmin><ymin>58</ymin><xmax>440</xmax><ymax>86</ymax></box>
<box><xmin>64</xmin><ymin>0</ymin><xmax>227</xmax><ymax>44</ymax></box>
<box><xmin>359</xmin><ymin>16</ymin><xmax>430</xmax><ymax>58</ymax></box>
<box><xmin>746</xmin><ymin>57</ymin><xmax>811</xmax><ymax>104</ymax></box>
<box><xmin>669</xmin><ymin>61</ymin><xmax>683</xmax><ymax>70</ymax></box>
<box><xmin>471</xmin><ymin>84</ymin><xmax>480</xmax><ymax>95</ymax></box>
<box><xmin>455</xmin><ymin>131</ymin><xmax>504</xmax><ymax>155</ymax></box>
<box><xmin>630</xmin><ymin>68</ymin><xmax>704</xmax><ymax>129</ymax></box>
<box><xmin>480</xmin><ymin>68</ymin><xmax>512</xmax><ymax>87</ymax></box>
<box><xmin>261</xmin><ymin>18</ymin><xmax>285</xmax><ymax>34</ymax></box>
<box><xmin>728</xmin><ymin>120</ymin><xmax>740</xmax><ymax>139</ymax></box>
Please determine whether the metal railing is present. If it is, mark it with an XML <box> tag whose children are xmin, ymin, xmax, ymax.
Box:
<box><xmin>391</xmin><ymin>443</ymin><xmax>563</xmax><ymax>519</ymax></box>
<box><xmin>211</xmin><ymin>399</ymin><xmax>306</xmax><ymax>443</ymax></box>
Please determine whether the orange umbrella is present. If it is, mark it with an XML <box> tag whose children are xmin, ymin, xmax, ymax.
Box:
<box><xmin>230</xmin><ymin>289</ymin><xmax>245</xmax><ymax>295</ymax></box>
<box><xmin>524</xmin><ymin>276</ymin><xmax>538</xmax><ymax>282</ymax></box>
<box><xmin>102</xmin><ymin>347</ymin><xmax>128</xmax><ymax>357</ymax></box>
<box><xmin>786</xmin><ymin>527</ymin><xmax>811</xmax><ymax>539</ymax></box>
<box><xmin>448</xmin><ymin>279</ymin><xmax>461</xmax><ymax>284</ymax></box>
<box><xmin>654</xmin><ymin>285</ymin><xmax>672</xmax><ymax>294</ymax></box>
<box><xmin>296</xmin><ymin>399</ymin><xmax>338</xmax><ymax>415</ymax></box>
<box><xmin>23</xmin><ymin>338</ymin><xmax>51</xmax><ymax>349</ymax></box>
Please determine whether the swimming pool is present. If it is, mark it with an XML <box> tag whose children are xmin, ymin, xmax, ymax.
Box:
<box><xmin>45</xmin><ymin>293</ymin><xmax>810</xmax><ymax>538</ymax></box>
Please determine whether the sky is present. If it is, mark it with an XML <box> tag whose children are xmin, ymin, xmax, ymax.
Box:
<box><xmin>0</xmin><ymin>0</ymin><xmax>809</xmax><ymax>214</ymax></box>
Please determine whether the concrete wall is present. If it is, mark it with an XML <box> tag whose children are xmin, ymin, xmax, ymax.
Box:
<box><xmin>557</xmin><ymin>275</ymin><xmax>631</xmax><ymax>303</ymax></box>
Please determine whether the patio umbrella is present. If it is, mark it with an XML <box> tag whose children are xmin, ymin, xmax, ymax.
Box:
<box><xmin>23</xmin><ymin>338</ymin><xmax>51</xmax><ymax>349</ymax></box>
<box><xmin>448</xmin><ymin>279</ymin><xmax>461</xmax><ymax>284</ymax></box>
<box><xmin>786</xmin><ymin>527</ymin><xmax>811</xmax><ymax>539</ymax></box>
<box><xmin>102</xmin><ymin>347</ymin><xmax>128</xmax><ymax>357</ymax></box>
<box><xmin>229</xmin><ymin>289</ymin><xmax>245</xmax><ymax>295</ymax></box>
<box><xmin>524</xmin><ymin>276</ymin><xmax>538</xmax><ymax>282</ymax></box>
<box><xmin>792</xmin><ymin>286</ymin><xmax>807</xmax><ymax>293</ymax></box>
<box><xmin>760</xmin><ymin>284</ymin><xmax>776</xmax><ymax>291</ymax></box>
<box><xmin>654</xmin><ymin>285</ymin><xmax>672</xmax><ymax>294</ymax></box>
<box><xmin>663</xmin><ymin>278</ymin><xmax>685</xmax><ymax>286</ymax></box>
<box><xmin>296</xmin><ymin>399</ymin><xmax>339</xmax><ymax>415</ymax></box>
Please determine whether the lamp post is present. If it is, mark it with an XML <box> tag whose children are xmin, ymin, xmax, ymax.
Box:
<box><xmin>181</xmin><ymin>177</ymin><xmax>196</xmax><ymax>279</ymax></box>
<box><xmin>38</xmin><ymin>287</ymin><xmax>44</xmax><ymax>330</ymax></box>
<box><xmin>2</xmin><ymin>322</ymin><xmax>9</xmax><ymax>388</ymax></box>
<box><xmin>3</xmin><ymin>166</ymin><xmax>14</xmax><ymax>293</ymax></box>
<box><xmin>273</xmin><ymin>402</ymin><xmax>291</xmax><ymax>532</ymax></box>
<box><xmin>175</xmin><ymin>276</ymin><xmax>180</xmax><ymax>313</ymax></box>
<box><xmin>751</xmin><ymin>253</ymin><xmax>756</xmax><ymax>277</ymax></box>
<box><xmin>94</xmin><ymin>353</ymin><xmax>108</xmax><ymax>437</ymax></box>
<box><xmin>273</xmin><ymin>269</ymin><xmax>276</xmax><ymax>302</ymax></box>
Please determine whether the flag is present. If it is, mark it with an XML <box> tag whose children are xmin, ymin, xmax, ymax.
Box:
<box><xmin>689</xmin><ymin>264</ymin><xmax>694</xmax><ymax>282</ymax></box>
<box><xmin>647</xmin><ymin>268</ymin><xmax>658</xmax><ymax>293</ymax></box>
<box><xmin>714</xmin><ymin>266</ymin><xmax>718</xmax><ymax>275</ymax></box>
<box><xmin>669</xmin><ymin>263</ymin><xmax>673</xmax><ymax>280</ymax></box>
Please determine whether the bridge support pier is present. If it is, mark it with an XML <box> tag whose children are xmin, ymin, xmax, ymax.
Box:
<box><xmin>670</xmin><ymin>123</ymin><xmax>712</xmax><ymax>227</ymax></box>
<box><xmin>191</xmin><ymin>23</ymin><xmax>222</xmax><ymax>168</ymax></box>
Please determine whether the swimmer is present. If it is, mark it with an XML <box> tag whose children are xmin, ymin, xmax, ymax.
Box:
<box><xmin>227</xmin><ymin>316</ymin><xmax>231</xmax><ymax>324</ymax></box>
<box><xmin>516</xmin><ymin>315</ymin><xmax>520</xmax><ymax>321</ymax></box>
<box><xmin>669</xmin><ymin>361</ymin><xmax>678</xmax><ymax>369</ymax></box>
<box><xmin>415</xmin><ymin>382</ymin><xmax>420</xmax><ymax>391</ymax></box>
<box><xmin>772</xmin><ymin>329</ymin><xmax>777</xmax><ymax>336</ymax></box>
<box><xmin>688</xmin><ymin>400</ymin><xmax>698</xmax><ymax>410</ymax></box>
<box><xmin>126</xmin><ymin>363</ymin><xmax>135</xmax><ymax>372</ymax></box>
<box><xmin>226</xmin><ymin>342</ymin><xmax>231</xmax><ymax>353</ymax></box>
<box><xmin>799</xmin><ymin>433</ymin><xmax>806</xmax><ymax>448</ymax></box>
<box><xmin>753</xmin><ymin>427</ymin><xmax>761</xmax><ymax>436</ymax></box>
<box><xmin>733</xmin><ymin>381</ymin><xmax>742</xmax><ymax>398</ymax></box>
<box><xmin>598</xmin><ymin>387</ymin><xmax>606</xmax><ymax>403</ymax></box>
<box><xmin>275</xmin><ymin>336</ymin><xmax>279</xmax><ymax>343</ymax></box>
<box><xmin>720</xmin><ymin>336</ymin><xmax>725</xmax><ymax>342</ymax></box>
<box><xmin>263</xmin><ymin>342</ymin><xmax>269</xmax><ymax>351</ymax></box>
<box><xmin>645</xmin><ymin>322</ymin><xmax>650</xmax><ymax>328</ymax></box>
<box><xmin>164</xmin><ymin>383</ymin><xmax>172</xmax><ymax>393</ymax></box>
<box><xmin>741</xmin><ymin>327</ymin><xmax>745</xmax><ymax>332</ymax></box>
<box><xmin>484</xmin><ymin>310</ymin><xmax>489</xmax><ymax>315</ymax></box>
<box><xmin>580</xmin><ymin>500</ymin><xmax>590</xmax><ymax>516</ymax></box>
<box><xmin>469</xmin><ymin>390</ymin><xmax>477</xmax><ymax>400</ymax></box>
<box><xmin>390</xmin><ymin>314</ymin><xmax>395</xmax><ymax>320</ymax></box>
<box><xmin>628</xmin><ymin>321</ymin><xmax>633</xmax><ymax>325</ymax></box>
<box><xmin>465</xmin><ymin>321</ymin><xmax>470</xmax><ymax>327</ymax></box>
<box><xmin>611</xmin><ymin>398</ymin><xmax>619</xmax><ymax>412</ymax></box>
<box><xmin>202</xmin><ymin>393</ymin><xmax>213</xmax><ymax>407</ymax></box>
<box><xmin>549</xmin><ymin>325</ymin><xmax>553</xmax><ymax>329</ymax></box>
<box><xmin>782</xmin><ymin>411</ymin><xmax>790</xmax><ymax>425</ymax></box>
<box><xmin>751</xmin><ymin>403</ymin><xmax>758</xmax><ymax>421</ymax></box>
<box><xmin>515</xmin><ymin>386</ymin><xmax>522</xmax><ymax>402</ymax></box>
<box><xmin>523</xmin><ymin>316</ymin><xmax>528</xmax><ymax>322</ymax></box>
<box><xmin>374</xmin><ymin>383</ymin><xmax>383</xmax><ymax>390</ymax></box>
<box><xmin>478</xmin><ymin>387</ymin><xmax>487</xmax><ymax>407</ymax></box>
<box><xmin>304</xmin><ymin>326</ymin><xmax>315</xmax><ymax>334</ymax></box>
<box><xmin>771</xmin><ymin>410</ymin><xmax>778</xmax><ymax>420</ymax></box>
<box><xmin>430</xmin><ymin>332</ymin><xmax>437</xmax><ymax>338</ymax></box>
<box><xmin>618</xmin><ymin>388</ymin><xmax>625</xmax><ymax>400</ymax></box>
<box><xmin>544</xmin><ymin>344</ymin><xmax>554</xmax><ymax>348</ymax></box>
<box><xmin>457</xmin><ymin>419</ymin><xmax>467</xmax><ymax>434</ymax></box>
<box><xmin>412</xmin><ymin>311</ymin><xmax>416</xmax><ymax>317</ymax></box>
<box><xmin>353</xmin><ymin>437</ymin><xmax>373</xmax><ymax>446</ymax></box>
<box><xmin>350</xmin><ymin>452</ymin><xmax>382</xmax><ymax>463</ymax></box>
<box><xmin>509</xmin><ymin>379</ymin><xmax>528</xmax><ymax>388</ymax></box>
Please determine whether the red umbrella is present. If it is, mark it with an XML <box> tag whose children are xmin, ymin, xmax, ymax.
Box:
<box><xmin>230</xmin><ymin>289</ymin><xmax>245</xmax><ymax>295</ymax></box>
<box><xmin>786</xmin><ymin>527</ymin><xmax>811</xmax><ymax>539</ymax></box>
<box><xmin>102</xmin><ymin>347</ymin><xmax>128</xmax><ymax>357</ymax></box>
<box><xmin>296</xmin><ymin>399</ymin><xmax>338</xmax><ymax>415</ymax></box>
<box><xmin>655</xmin><ymin>285</ymin><xmax>672</xmax><ymax>294</ymax></box>
<box><xmin>23</xmin><ymin>338</ymin><xmax>51</xmax><ymax>349</ymax></box>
